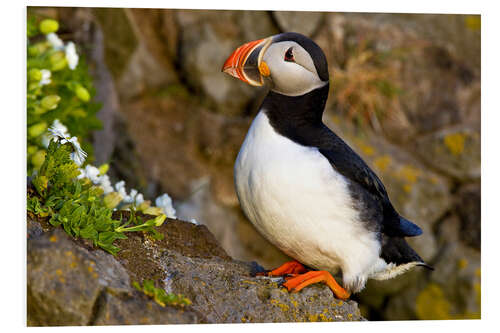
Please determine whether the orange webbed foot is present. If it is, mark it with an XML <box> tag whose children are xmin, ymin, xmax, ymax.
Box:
<box><xmin>282</xmin><ymin>270</ymin><xmax>351</xmax><ymax>300</ymax></box>
<box><xmin>255</xmin><ymin>260</ymin><xmax>309</xmax><ymax>277</ymax></box>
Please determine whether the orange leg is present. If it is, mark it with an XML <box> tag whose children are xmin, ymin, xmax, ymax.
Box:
<box><xmin>256</xmin><ymin>260</ymin><xmax>309</xmax><ymax>277</ymax></box>
<box><xmin>283</xmin><ymin>270</ymin><xmax>351</xmax><ymax>300</ymax></box>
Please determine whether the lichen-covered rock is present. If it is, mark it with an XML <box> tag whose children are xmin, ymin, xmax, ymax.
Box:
<box><xmin>27</xmin><ymin>216</ymin><xmax>364</xmax><ymax>325</ymax></box>
<box><xmin>27</xmin><ymin>225</ymin><xmax>202</xmax><ymax>326</ymax></box>
<box><xmin>414</xmin><ymin>126</ymin><xmax>480</xmax><ymax>180</ymax></box>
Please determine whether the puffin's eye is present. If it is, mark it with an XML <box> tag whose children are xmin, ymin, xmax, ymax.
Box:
<box><xmin>284</xmin><ymin>47</ymin><xmax>294</xmax><ymax>62</ymax></box>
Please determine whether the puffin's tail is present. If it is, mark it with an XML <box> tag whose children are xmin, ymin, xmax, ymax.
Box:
<box><xmin>397</xmin><ymin>216</ymin><xmax>423</xmax><ymax>237</ymax></box>
<box><xmin>381</xmin><ymin>236</ymin><xmax>433</xmax><ymax>270</ymax></box>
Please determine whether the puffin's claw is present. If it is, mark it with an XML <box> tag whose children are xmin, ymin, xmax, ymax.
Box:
<box><xmin>259</xmin><ymin>260</ymin><xmax>309</xmax><ymax>277</ymax></box>
<box><xmin>282</xmin><ymin>270</ymin><xmax>351</xmax><ymax>300</ymax></box>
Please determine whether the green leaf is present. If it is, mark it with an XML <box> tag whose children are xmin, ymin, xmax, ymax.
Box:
<box><xmin>80</xmin><ymin>224</ymin><xmax>98</xmax><ymax>240</ymax></box>
<box><xmin>97</xmin><ymin>241</ymin><xmax>120</xmax><ymax>255</ymax></box>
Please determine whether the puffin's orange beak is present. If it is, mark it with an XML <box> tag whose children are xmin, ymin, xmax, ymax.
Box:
<box><xmin>222</xmin><ymin>37</ymin><xmax>272</xmax><ymax>86</ymax></box>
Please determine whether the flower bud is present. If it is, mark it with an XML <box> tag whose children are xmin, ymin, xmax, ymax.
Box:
<box><xmin>28</xmin><ymin>46</ymin><xmax>39</xmax><ymax>57</ymax></box>
<box><xmin>28</xmin><ymin>122</ymin><xmax>48</xmax><ymax>138</ymax></box>
<box><xmin>40</xmin><ymin>95</ymin><xmax>61</xmax><ymax>110</ymax></box>
<box><xmin>39</xmin><ymin>19</ymin><xmax>59</xmax><ymax>34</ymax></box>
<box><xmin>32</xmin><ymin>105</ymin><xmax>49</xmax><ymax>115</ymax></box>
<box><xmin>98</xmin><ymin>163</ymin><xmax>109</xmax><ymax>175</ymax></box>
<box><xmin>51</xmin><ymin>58</ymin><xmax>67</xmax><ymax>71</ymax></box>
<box><xmin>103</xmin><ymin>192</ymin><xmax>123</xmax><ymax>209</ymax></box>
<box><xmin>31</xmin><ymin>150</ymin><xmax>47</xmax><ymax>169</ymax></box>
<box><xmin>28</xmin><ymin>145</ymin><xmax>38</xmax><ymax>155</ymax></box>
<box><xmin>152</xmin><ymin>214</ymin><xmax>167</xmax><ymax>227</ymax></box>
<box><xmin>143</xmin><ymin>206</ymin><xmax>163</xmax><ymax>216</ymax></box>
<box><xmin>137</xmin><ymin>200</ymin><xmax>151</xmax><ymax>211</ymax></box>
<box><xmin>75</xmin><ymin>85</ymin><xmax>90</xmax><ymax>102</ymax></box>
<box><xmin>28</xmin><ymin>68</ymin><xmax>42</xmax><ymax>82</ymax></box>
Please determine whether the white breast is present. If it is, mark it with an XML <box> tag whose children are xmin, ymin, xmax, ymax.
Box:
<box><xmin>234</xmin><ymin>111</ymin><xmax>383</xmax><ymax>292</ymax></box>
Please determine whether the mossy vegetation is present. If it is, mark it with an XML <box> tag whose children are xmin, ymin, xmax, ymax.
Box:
<box><xmin>27</xmin><ymin>16</ymin><xmax>101</xmax><ymax>175</ymax></box>
<box><xmin>133</xmin><ymin>280</ymin><xmax>192</xmax><ymax>307</ymax></box>
<box><xmin>27</xmin><ymin>140</ymin><xmax>168</xmax><ymax>255</ymax></box>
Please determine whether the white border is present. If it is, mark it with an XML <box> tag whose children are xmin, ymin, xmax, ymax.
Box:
<box><xmin>2</xmin><ymin>1</ymin><xmax>497</xmax><ymax>332</ymax></box>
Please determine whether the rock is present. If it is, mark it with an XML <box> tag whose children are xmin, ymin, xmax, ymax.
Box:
<box><xmin>414</xmin><ymin>126</ymin><xmax>480</xmax><ymax>180</ymax></box>
<box><xmin>384</xmin><ymin>215</ymin><xmax>481</xmax><ymax>320</ymax></box>
<box><xmin>177</xmin><ymin>9</ymin><xmax>278</xmax><ymax>115</ymax></box>
<box><xmin>272</xmin><ymin>11</ymin><xmax>324</xmax><ymax>37</ymax></box>
<box><xmin>454</xmin><ymin>183</ymin><xmax>481</xmax><ymax>250</ymax></box>
<box><xmin>93</xmin><ymin>8</ymin><xmax>179</xmax><ymax>101</ymax></box>
<box><xmin>27</xmin><ymin>216</ymin><xmax>364</xmax><ymax>325</ymax></box>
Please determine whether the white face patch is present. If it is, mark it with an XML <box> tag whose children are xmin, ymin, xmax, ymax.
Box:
<box><xmin>263</xmin><ymin>41</ymin><xmax>328</xmax><ymax>96</ymax></box>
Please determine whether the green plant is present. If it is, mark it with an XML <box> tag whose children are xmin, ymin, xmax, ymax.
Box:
<box><xmin>28</xmin><ymin>140</ymin><xmax>167</xmax><ymax>255</ymax></box>
<box><xmin>133</xmin><ymin>280</ymin><xmax>192</xmax><ymax>307</ymax></box>
<box><xmin>27</xmin><ymin>16</ymin><xmax>101</xmax><ymax>175</ymax></box>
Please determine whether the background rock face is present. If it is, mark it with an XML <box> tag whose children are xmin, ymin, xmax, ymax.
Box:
<box><xmin>33</xmin><ymin>7</ymin><xmax>481</xmax><ymax>320</ymax></box>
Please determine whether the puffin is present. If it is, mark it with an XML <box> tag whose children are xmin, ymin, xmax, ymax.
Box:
<box><xmin>222</xmin><ymin>32</ymin><xmax>432</xmax><ymax>300</ymax></box>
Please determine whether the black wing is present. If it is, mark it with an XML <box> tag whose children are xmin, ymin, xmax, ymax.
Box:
<box><xmin>317</xmin><ymin>127</ymin><xmax>422</xmax><ymax>237</ymax></box>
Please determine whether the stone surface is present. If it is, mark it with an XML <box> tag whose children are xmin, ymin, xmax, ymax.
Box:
<box><xmin>177</xmin><ymin>9</ymin><xmax>278</xmax><ymax>115</ymax></box>
<box><xmin>272</xmin><ymin>11</ymin><xmax>324</xmax><ymax>37</ymax></box>
<box><xmin>414</xmin><ymin>126</ymin><xmax>481</xmax><ymax>180</ymax></box>
<box><xmin>27</xmin><ymin>216</ymin><xmax>364</xmax><ymax>325</ymax></box>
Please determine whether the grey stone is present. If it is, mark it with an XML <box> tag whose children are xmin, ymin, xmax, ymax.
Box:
<box><xmin>273</xmin><ymin>11</ymin><xmax>324</xmax><ymax>37</ymax></box>
<box><xmin>27</xmin><ymin>216</ymin><xmax>364</xmax><ymax>325</ymax></box>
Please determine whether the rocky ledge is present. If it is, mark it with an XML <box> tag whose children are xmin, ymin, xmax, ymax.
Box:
<box><xmin>27</xmin><ymin>215</ymin><xmax>364</xmax><ymax>325</ymax></box>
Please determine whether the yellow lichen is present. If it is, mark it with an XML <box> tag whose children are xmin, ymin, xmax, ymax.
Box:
<box><xmin>475</xmin><ymin>268</ymin><xmax>481</xmax><ymax>277</ymax></box>
<box><xmin>357</xmin><ymin>142</ymin><xmax>376</xmax><ymax>157</ymax></box>
<box><xmin>415</xmin><ymin>284</ymin><xmax>451</xmax><ymax>320</ymax></box>
<box><xmin>308</xmin><ymin>314</ymin><xmax>319</xmax><ymax>322</ymax></box>
<box><xmin>465</xmin><ymin>15</ymin><xmax>481</xmax><ymax>31</ymax></box>
<box><xmin>397</xmin><ymin>165</ymin><xmax>420</xmax><ymax>184</ymax></box>
<box><xmin>444</xmin><ymin>133</ymin><xmax>466</xmax><ymax>156</ymax></box>
<box><xmin>49</xmin><ymin>235</ymin><xmax>58</xmax><ymax>242</ymax></box>
<box><xmin>457</xmin><ymin>258</ymin><xmax>468</xmax><ymax>270</ymax></box>
<box><xmin>270</xmin><ymin>299</ymin><xmax>289</xmax><ymax>312</ymax></box>
<box><xmin>373</xmin><ymin>155</ymin><xmax>392</xmax><ymax>172</ymax></box>
<box><xmin>429</xmin><ymin>176</ymin><xmax>439</xmax><ymax>185</ymax></box>
<box><xmin>403</xmin><ymin>184</ymin><xmax>412</xmax><ymax>193</ymax></box>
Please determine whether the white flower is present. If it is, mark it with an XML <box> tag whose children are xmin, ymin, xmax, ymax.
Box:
<box><xmin>135</xmin><ymin>193</ymin><xmax>144</xmax><ymax>205</ymax></box>
<box><xmin>115</xmin><ymin>181</ymin><xmax>128</xmax><ymax>199</ymax></box>
<box><xmin>98</xmin><ymin>175</ymin><xmax>114</xmax><ymax>194</ymax></box>
<box><xmin>46</xmin><ymin>32</ymin><xmax>64</xmax><ymax>50</ymax></box>
<box><xmin>65</xmin><ymin>42</ymin><xmax>79</xmax><ymax>70</ymax></box>
<box><xmin>82</xmin><ymin>165</ymin><xmax>100</xmax><ymax>183</ymax></box>
<box><xmin>155</xmin><ymin>193</ymin><xmax>176</xmax><ymax>219</ymax></box>
<box><xmin>39</xmin><ymin>69</ymin><xmax>51</xmax><ymax>86</ymax></box>
<box><xmin>62</xmin><ymin>137</ymin><xmax>87</xmax><ymax>166</ymax></box>
<box><xmin>51</xmin><ymin>119</ymin><xmax>69</xmax><ymax>137</ymax></box>
<box><xmin>47</xmin><ymin>119</ymin><xmax>86</xmax><ymax>166</ymax></box>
